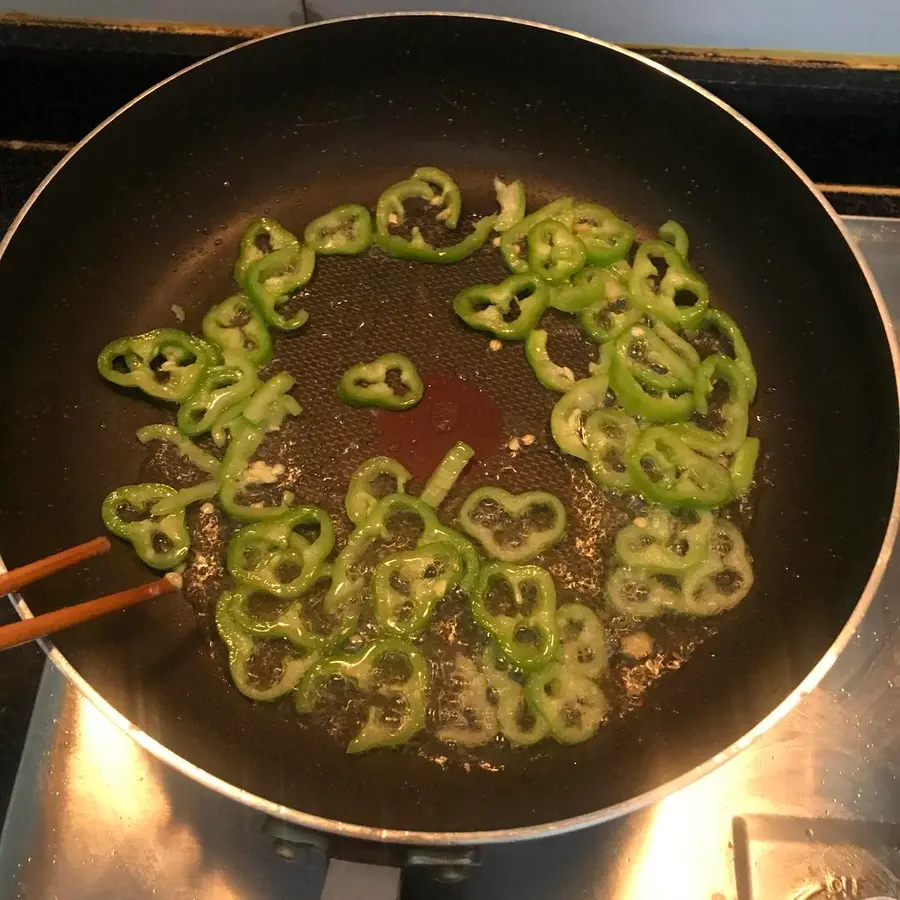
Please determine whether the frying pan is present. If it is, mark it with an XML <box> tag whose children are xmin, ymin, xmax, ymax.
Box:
<box><xmin>0</xmin><ymin>13</ymin><xmax>897</xmax><ymax>846</ymax></box>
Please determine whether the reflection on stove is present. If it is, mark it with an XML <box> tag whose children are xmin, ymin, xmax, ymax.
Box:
<box><xmin>734</xmin><ymin>815</ymin><xmax>900</xmax><ymax>900</ymax></box>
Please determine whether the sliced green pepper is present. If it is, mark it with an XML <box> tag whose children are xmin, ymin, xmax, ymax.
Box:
<box><xmin>325</xmin><ymin>493</ymin><xmax>479</xmax><ymax>618</ymax></box>
<box><xmin>201</xmin><ymin>294</ymin><xmax>272</xmax><ymax>366</ymax></box>
<box><xmin>233</xmin><ymin>217</ymin><xmax>300</xmax><ymax>287</ymax></box>
<box><xmin>242</xmin><ymin>371</ymin><xmax>298</xmax><ymax>427</ymax></box>
<box><xmin>412</xmin><ymin>166</ymin><xmax>462</xmax><ymax>229</ymax></box>
<box><xmin>659</xmin><ymin>219</ymin><xmax>690</xmax><ymax>260</ymax></box>
<box><xmin>219</xmin><ymin>374</ymin><xmax>300</xmax><ymax>521</ymax></box>
<box><xmin>579</xmin><ymin>271</ymin><xmax>640</xmax><ymax>343</ymax></box>
<box><xmin>583</xmin><ymin>407</ymin><xmax>639</xmax><ymax>491</ymax></box>
<box><xmin>229</xmin><ymin>565</ymin><xmax>354</xmax><ymax>652</ymax></box>
<box><xmin>687</xmin><ymin>308</ymin><xmax>757</xmax><ymax>401</ymax></box>
<box><xmin>97</xmin><ymin>328</ymin><xmax>216</xmax><ymax>403</ymax></box>
<box><xmin>493</xmin><ymin>177</ymin><xmax>526</xmax><ymax>233</ymax></box>
<box><xmin>136</xmin><ymin>423</ymin><xmax>222</xmax><ymax>476</ymax></box>
<box><xmin>670</xmin><ymin>354</ymin><xmax>749</xmax><ymax>456</ymax></box>
<box><xmin>304</xmin><ymin>204</ymin><xmax>373</xmax><ymax>255</ymax></box>
<box><xmin>374</xmin><ymin>178</ymin><xmax>495</xmax><ymax>263</ymax></box>
<box><xmin>482</xmin><ymin>646</ymin><xmax>549</xmax><ymax>746</ymax></box>
<box><xmin>614</xmin><ymin>322</ymin><xmax>697</xmax><ymax>393</ymax></box>
<box><xmin>570</xmin><ymin>202</ymin><xmax>634</xmax><ymax>266</ymax></box>
<box><xmin>525</xmin><ymin>329</ymin><xmax>576</xmax><ymax>393</ymax></box>
<box><xmin>556</xmin><ymin>603</ymin><xmax>608</xmax><ymax>678</ymax></box>
<box><xmin>337</xmin><ymin>353</ymin><xmax>424</xmax><ymax>410</ymax></box>
<box><xmin>376</xmin><ymin>178</ymin><xmax>434</xmax><ymax>232</ymax></box>
<box><xmin>176</xmin><ymin>355</ymin><xmax>260</xmax><ymax>437</ymax></box>
<box><xmin>437</xmin><ymin>654</ymin><xmax>498</xmax><ymax>747</ymax></box>
<box><xmin>150</xmin><ymin>480</ymin><xmax>219</xmax><ymax>516</ymax></box>
<box><xmin>210</xmin><ymin>389</ymin><xmax>301</xmax><ymax>449</ymax></box>
<box><xmin>101</xmin><ymin>483</ymin><xmax>190</xmax><ymax>570</ymax></box>
<box><xmin>626</xmin><ymin>426</ymin><xmax>733</xmax><ymax>509</ymax></box>
<box><xmin>615</xmin><ymin>508</ymin><xmax>713</xmax><ymax>574</ymax></box>
<box><xmin>220</xmin><ymin>425</ymin><xmax>291</xmax><ymax>521</ymax></box>
<box><xmin>419</xmin><ymin>441</ymin><xmax>473</xmax><ymax>508</ymax></box>
<box><xmin>427</xmin><ymin>521</ymin><xmax>481</xmax><ymax>595</ymax></box>
<box><xmin>609</xmin><ymin>336</ymin><xmax>694</xmax><ymax>423</ymax></box>
<box><xmin>731</xmin><ymin>436</ymin><xmax>760</xmax><ymax>498</ymax></box>
<box><xmin>525</xmin><ymin>663</ymin><xmax>608</xmax><ymax>744</ymax></box>
<box><xmin>215</xmin><ymin>590</ymin><xmax>319</xmax><ymax>701</ymax></box>
<box><xmin>372</xmin><ymin>541</ymin><xmax>463</xmax><ymax>636</ymax></box>
<box><xmin>499</xmin><ymin>197</ymin><xmax>574</xmax><ymax>274</ymax></box>
<box><xmin>470</xmin><ymin>562</ymin><xmax>558</xmax><ymax>671</ymax></box>
<box><xmin>377</xmin><ymin>214</ymin><xmax>496</xmax><ymax>264</ymax></box>
<box><xmin>606</xmin><ymin>565</ymin><xmax>681</xmax><ymax>617</ymax></box>
<box><xmin>345</xmin><ymin>456</ymin><xmax>411</xmax><ymax>524</ymax></box>
<box><xmin>629</xmin><ymin>239</ymin><xmax>709</xmax><ymax>330</ymax></box>
<box><xmin>588</xmin><ymin>342</ymin><xmax>616</xmax><ymax>378</ymax></box>
<box><xmin>459</xmin><ymin>487</ymin><xmax>567</xmax><ymax>563</ymax></box>
<box><xmin>228</xmin><ymin>505</ymin><xmax>334</xmax><ymax>599</ymax></box>
<box><xmin>551</xmin><ymin>265</ymin><xmax>616</xmax><ymax>314</ymax></box>
<box><xmin>655</xmin><ymin>320</ymin><xmax>701</xmax><ymax>366</ymax></box>
<box><xmin>607</xmin><ymin>259</ymin><xmax>632</xmax><ymax>282</ymax></box>
<box><xmin>550</xmin><ymin>372</ymin><xmax>610</xmax><ymax>460</ymax></box>
<box><xmin>680</xmin><ymin>519</ymin><xmax>753</xmax><ymax>615</ymax></box>
<box><xmin>454</xmin><ymin>273</ymin><xmax>549</xmax><ymax>341</ymax></box>
<box><xmin>527</xmin><ymin>220</ymin><xmax>586</xmax><ymax>283</ymax></box>
<box><xmin>296</xmin><ymin>637</ymin><xmax>428</xmax><ymax>753</ymax></box>
<box><xmin>245</xmin><ymin>246</ymin><xmax>315</xmax><ymax>331</ymax></box>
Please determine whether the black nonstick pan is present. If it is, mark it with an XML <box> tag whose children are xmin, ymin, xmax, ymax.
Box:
<box><xmin>0</xmin><ymin>13</ymin><xmax>897</xmax><ymax>843</ymax></box>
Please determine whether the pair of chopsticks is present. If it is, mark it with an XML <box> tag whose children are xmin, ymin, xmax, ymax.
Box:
<box><xmin>0</xmin><ymin>537</ymin><xmax>181</xmax><ymax>651</ymax></box>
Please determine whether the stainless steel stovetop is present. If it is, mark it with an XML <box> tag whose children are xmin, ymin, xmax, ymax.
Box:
<box><xmin>1</xmin><ymin>217</ymin><xmax>898</xmax><ymax>900</ymax></box>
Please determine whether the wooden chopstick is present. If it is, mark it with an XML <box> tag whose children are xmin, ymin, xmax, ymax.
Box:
<box><xmin>0</xmin><ymin>572</ymin><xmax>182</xmax><ymax>651</ymax></box>
<box><xmin>0</xmin><ymin>536</ymin><xmax>111</xmax><ymax>595</ymax></box>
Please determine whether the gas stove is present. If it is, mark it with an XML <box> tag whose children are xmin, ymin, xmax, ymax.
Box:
<box><xmin>0</xmin><ymin>216</ymin><xmax>897</xmax><ymax>900</ymax></box>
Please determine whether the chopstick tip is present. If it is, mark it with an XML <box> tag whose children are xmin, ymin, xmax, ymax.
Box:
<box><xmin>164</xmin><ymin>571</ymin><xmax>184</xmax><ymax>590</ymax></box>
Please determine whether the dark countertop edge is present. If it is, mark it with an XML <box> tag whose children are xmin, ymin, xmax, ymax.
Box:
<box><xmin>4</xmin><ymin>14</ymin><xmax>900</xmax><ymax>188</ymax></box>
<box><xmin>2</xmin><ymin>13</ymin><xmax>900</xmax><ymax>78</ymax></box>
<box><xmin>0</xmin><ymin>12</ymin><xmax>274</xmax><ymax>57</ymax></box>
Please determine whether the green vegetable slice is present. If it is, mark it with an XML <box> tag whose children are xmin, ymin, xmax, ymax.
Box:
<box><xmin>525</xmin><ymin>329</ymin><xmax>576</xmax><ymax>392</ymax></box>
<box><xmin>304</xmin><ymin>204</ymin><xmax>372</xmax><ymax>255</ymax></box>
<box><xmin>615</xmin><ymin>508</ymin><xmax>713</xmax><ymax>574</ymax></box>
<box><xmin>420</xmin><ymin>441</ymin><xmax>473</xmax><ymax>508</ymax></box>
<box><xmin>215</xmin><ymin>590</ymin><xmax>318</xmax><ymax>701</ymax></box>
<box><xmin>556</xmin><ymin>603</ymin><xmax>608</xmax><ymax>678</ymax></box>
<box><xmin>525</xmin><ymin>663</ymin><xmax>608</xmax><ymax>744</ymax></box>
<box><xmin>337</xmin><ymin>353</ymin><xmax>424</xmax><ymax>410</ymax></box>
<box><xmin>202</xmin><ymin>294</ymin><xmax>272</xmax><ymax>366</ymax></box>
<box><xmin>459</xmin><ymin>487</ymin><xmax>567</xmax><ymax>562</ymax></box>
<box><xmin>372</xmin><ymin>541</ymin><xmax>463</xmax><ymax>636</ymax></box>
<box><xmin>228</xmin><ymin>506</ymin><xmax>335</xmax><ymax>599</ymax></box>
<box><xmin>245</xmin><ymin>246</ymin><xmax>315</xmax><ymax>331</ymax></box>
<box><xmin>680</xmin><ymin>520</ymin><xmax>754</xmax><ymax>616</ymax></box>
<box><xmin>470</xmin><ymin>561</ymin><xmax>558</xmax><ymax>671</ymax></box>
<box><xmin>101</xmin><ymin>483</ymin><xmax>190</xmax><ymax>570</ymax></box>
<box><xmin>296</xmin><ymin>637</ymin><xmax>428</xmax><ymax>753</ymax></box>
<box><xmin>97</xmin><ymin>328</ymin><xmax>216</xmax><ymax>403</ymax></box>
<box><xmin>454</xmin><ymin>273</ymin><xmax>549</xmax><ymax>340</ymax></box>
<box><xmin>234</xmin><ymin>217</ymin><xmax>300</xmax><ymax>286</ymax></box>
<box><xmin>626</xmin><ymin>426</ymin><xmax>733</xmax><ymax>510</ymax></box>
<box><xmin>345</xmin><ymin>456</ymin><xmax>411</xmax><ymax>524</ymax></box>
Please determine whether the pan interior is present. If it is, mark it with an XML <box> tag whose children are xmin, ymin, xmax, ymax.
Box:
<box><xmin>0</xmin><ymin>15</ymin><xmax>895</xmax><ymax>836</ymax></box>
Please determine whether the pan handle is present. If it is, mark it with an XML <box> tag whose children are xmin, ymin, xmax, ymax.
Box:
<box><xmin>321</xmin><ymin>860</ymin><xmax>401</xmax><ymax>900</ymax></box>
<box><xmin>264</xmin><ymin>818</ymin><xmax>479</xmax><ymax>898</ymax></box>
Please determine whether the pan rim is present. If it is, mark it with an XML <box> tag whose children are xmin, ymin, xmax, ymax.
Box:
<box><xmin>2</xmin><ymin>10</ymin><xmax>899</xmax><ymax>847</ymax></box>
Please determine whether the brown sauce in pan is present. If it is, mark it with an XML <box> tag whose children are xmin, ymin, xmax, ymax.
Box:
<box><xmin>374</xmin><ymin>372</ymin><xmax>505</xmax><ymax>482</ymax></box>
